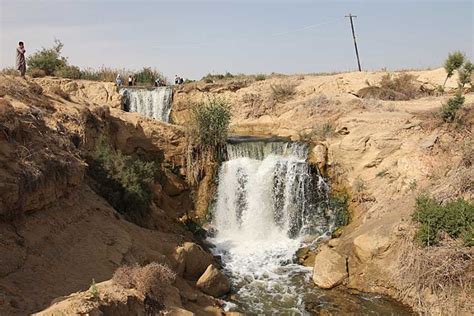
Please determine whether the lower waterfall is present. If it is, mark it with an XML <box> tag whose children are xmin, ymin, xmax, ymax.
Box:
<box><xmin>210</xmin><ymin>140</ymin><xmax>332</xmax><ymax>313</ymax></box>
<box><xmin>119</xmin><ymin>87</ymin><xmax>173</xmax><ymax>122</ymax></box>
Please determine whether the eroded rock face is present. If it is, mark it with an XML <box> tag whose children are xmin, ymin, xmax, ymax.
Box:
<box><xmin>175</xmin><ymin>243</ymin><xmax>213</xmax><ymax>280</ymax></box>
<box><xmin>309</xmin><ymin>144</ymin><xmax>328</xmax><ymax>175</ymax></box>
<box><xmin>353</xmin><ymin>233</ymin><xmax>391</xmax><ymax>262</ymax></box>
<box><xmin>196</xmin><ymin>265</ymin><xmax>230</xmax><ymax>297</ymax></box>
<box><xmin>312</xmin><ymin>246</ymin><xmax>348</xmax><ymax>289</ymax></box>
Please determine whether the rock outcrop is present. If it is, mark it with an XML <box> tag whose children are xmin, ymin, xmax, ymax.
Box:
<box><xmin>312</xmin><ymin>246</ymin><xmax>348</xmax><ymax>289</ymax></box>
<box><xmin>196</xmin><ymin>265</ymin><xmax>231</xmax><ymax>297</ymax></box>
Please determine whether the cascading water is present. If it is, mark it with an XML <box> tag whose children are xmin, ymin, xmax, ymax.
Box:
<box><xmin>210</xmin><ymin>139</ymin><xmax>413</xmax><ymax>314</ymax></box>
<box><xmin>119</xmin><ymin>87</ymin><xmax>173</xmax><ymax>122</ymax></box>
<box><xmin>211</xmin><ymin>139</ymin><xmax>333</xmax><ymax>313</ymax></box>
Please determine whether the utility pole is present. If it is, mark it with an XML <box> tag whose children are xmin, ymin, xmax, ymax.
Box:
<box><xmin>345</xmin><ymin>13</ymin><xmax>362</xmax><ymax>71</ymax></box>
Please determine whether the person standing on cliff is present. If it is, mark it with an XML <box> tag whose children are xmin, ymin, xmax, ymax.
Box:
<box><xmin>16</xmin><ymin>41</ymin><xmax>26</xmax><ymax>77</ymax></box>
<box><xmin>128</xmin><ymin>75</ymin><xmax>133</xmax><ymax>86</ymax></box>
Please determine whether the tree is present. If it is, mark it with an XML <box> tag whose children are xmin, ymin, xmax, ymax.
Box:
<box><xmin>443</xmin><ymin>51</ymin><xmax>464</xmax><ymax>88</ymax></box>
<box><xmin>458</xmin><ymin>61</ymin><xmax>473</xmax><ymax>88</ymax></box>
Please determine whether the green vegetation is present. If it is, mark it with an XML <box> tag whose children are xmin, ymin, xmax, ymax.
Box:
<box><xmin>201</xmin><ymin>72</ymin><xmax>234</xmax><ymax>83</ymax></box>
<box><xmin>28</xmin><ymin>68</ymin><xmax>46</xmax><ymax>78</ymax></box>
<box><xmin>412</xmin><ymin>195</ymin><xmax>474</xmax><ymax>246</ymax></box>
<box><xmin>443</xmin><ymin>51</ymin><xmax>465</xmax><ymax>88</ymax></box>
<box><xmin>87</xmin><ymin>137</ymin><xmax>158</xmax><ymax>224</ymax></box>
<box><xmin>89</xmin><ymin>279</ymin><xmax>99</xmax><ymax>298</ymax></box>
<box><xmin>27</xmin><ymin>39</ymin><xmax>67</xmax><ymax>76</ymax></box>
<box><xmin>54</xmin><ymin>64</ymin><xmax>82</xmax><ymax>79</ymax></box>
<box><xmin>190</xmin><ymin>97</ymin><xmax>231</xmax><ymax>147</ymax></box>
<box><xmin>134</xmin><ymin>67</ymin><xmax>165</xmax><ymax>85</ymax></box>
<box><xmin>255</xmin><ymin>74</ymin><xmax>266</xmax><ymax>81</ymax></box>
<box><xmin>441</xmin><ymin>92</ymin><xmax>465</xmax><ymax>122</ymax></box>
<box><xmin>270</xmin><ymin>83</ymin><xmax>297</xmax><ymax>102</ymax></box>
<box><xmin>186</xmin><ymin>97</ymin><xmax>231</xmax><ymax>185</ymax></box>
<box><xmin>458</xmin><ymin>61</ymin><xmax>473</xmax><ymax>88</ymax></box>
<box><xmin>330</xmin><ymin>191</ymin><xmax>350</xmax><ymax>228</ymax></box>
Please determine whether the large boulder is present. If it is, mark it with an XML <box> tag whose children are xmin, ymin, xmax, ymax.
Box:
<box><xmin>352</xmin><ymin>232</ymin><xmax>391</xmax><ymax>262</ymax></box>
<box><xmin>196</xmin><ymin>265</ymin><xmax>230</xmax><ymax>297</ymax></box>
<box><xmin>312</xmin><ymin>246</ymin><xmax>348</xmax><ymax>289</ymax></box>
<box><xmin>175</xmin><ymin>243</ymin><xmax>213</xmax><ymax>280</ymax></box>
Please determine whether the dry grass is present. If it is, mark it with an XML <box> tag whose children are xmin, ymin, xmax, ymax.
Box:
<box><xmin>357</xmin><ymin>73</ymin><xmax>422</xmax><ymax>101</ymax></box>
<box><xmin>113</xmin><ymin>263</ymin><xmax>176</xmax><ymax>302</ymax></box>
<box><xmin>393</xmin><ymin>233</ymin><xmax>473</xmax><ymax>314</ymax></box>
<box><xmin>50</xmin><ymin>86</ymin><xmax>70</xmax><ymax>101</ymax></box>
<box><xmin>270</xmin><ymin>83</ymin><xmax>297</xmax><ymax>103</ymax></box>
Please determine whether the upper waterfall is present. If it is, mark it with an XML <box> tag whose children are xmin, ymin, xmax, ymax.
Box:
<box><xmin>119</xmin><ymin>87</ymin><xmax>173</xmax><ymax>122</ymax></box>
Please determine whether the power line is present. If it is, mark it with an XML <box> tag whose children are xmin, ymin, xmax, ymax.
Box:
<box><xmin>345</xmin><ymin>13</ymin><xmax>362</xmax><ymax>71</ymax></box>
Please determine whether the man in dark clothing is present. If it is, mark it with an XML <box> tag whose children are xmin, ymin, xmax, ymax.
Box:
<box><xmin>16</xmin><ymin>41</ymin><xmax>26</xmax><ymax>77</ymax></box>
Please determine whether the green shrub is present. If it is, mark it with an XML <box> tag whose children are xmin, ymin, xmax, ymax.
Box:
<box><xmin>441</xmin><ymin>92</ymin><xmax>465</xmax><ymax>122</ymax></box>
<box><xmin>134</xmin><ymin>67</ymin><xmax>165</xmax><ymax>85</ymax></box>
<box><xmin>87</xmin><ymin>137</ymin><xmax>158</xmax><ymax>224</ymax></box>
<box><xmin>443</xmin><ymin>51</ymin><xmax>465</xmax><ymax>87</ymax></box>
<box><xmin>28</xmin><ymin>68</ymin><xmax>46</xmax><ymax>78</ymax></box>
<box><xmin>55</xmin><ymin>65</ymin><xmax>81</xmax><ymax>79</ymax></box>
<box><xmin>270</xmin><ymin>83</ymin><xmax>296</xmax><ymax>102</ymax></box>
<box><xmin>190</xmin><ymin>97</ymin><xmax>231</xmax><ymax>147</ymax></box>
<box><xmin>255</xmin><ymin>74</ymin><xmax>266</xmax><ymax>81</ymax></box>
<box><xmin>329</xmin><ymin>192</ymin><xmax>350</xmax><ymax>228</ymax></box>
<box><xmin>458</xmin><ymin>61</ymin><xmax>473</xmax><ymax>88</ymax></box>
<box><xmin>27</xmin><ymin>39</ymin><xmax>67</xmax><ymax>75</ymax></box>
<box><xmin>412</xmin><ymin>195</ymin><xmax>474</xmax><ymax>246</ymax></box>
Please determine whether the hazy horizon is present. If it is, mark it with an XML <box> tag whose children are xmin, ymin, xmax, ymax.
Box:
<box><xmin>1</xmin><ymin>0</ymin><xmax>473</xmax><ymax>80</ymax></box>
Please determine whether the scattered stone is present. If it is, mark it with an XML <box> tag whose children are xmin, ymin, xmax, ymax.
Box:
<box><xmin>312</xmin><ymin>246</ymin><xmax>348</xmax><ymax>289</ymax></box>
<box><xmin>196</xmin><ymin>265</ymin><xmax>230</xmax><ymax>297</ymax></box>
<box><xmin>327</xmin><ymin>238</ymin><xmax>341</xmax><ymax>248</ymax></box>
<box><xmin>420</xmin><ymin>132</ymin><xmax>438</xmax><ymax>149</ymax></box>
<box><xmin>336</xmin><ymin>127</ymin><xmax>350</xmax><ymax>135</ymax></box>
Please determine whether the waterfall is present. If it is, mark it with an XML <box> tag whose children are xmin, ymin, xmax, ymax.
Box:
<box><xmin>119</xmin><ymin>87</ymin><xmax>173</xmax><ymax>122</ymax></box>
<box><xmin>210</xmin><ymin>140</ymin><xmax>333</xmax><ymax>313</ymax></box>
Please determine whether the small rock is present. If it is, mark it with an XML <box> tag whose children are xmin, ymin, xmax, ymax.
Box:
<box><xmin>336</xmin><ymin>127</ymin><xmax>350</xmax><ymax>135</ymax></box>
<box><xmin>196</xmin><ymin>265</ymin><xmax>230</xmax><ymax>297</ymax></box>
<box><xmin>420</xmin><ymin>132</ymin><xmax>438</xmax><ymax>149</ymax></box>
<box><xmin>312</xmin><ymin>246</ymin><xmax>348</xmax><ymax>289</ymax></box>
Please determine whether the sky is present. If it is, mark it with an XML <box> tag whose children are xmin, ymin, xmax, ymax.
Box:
<box><xmin>1</xmin><ymin>0</ymin><xmax>473</xmax><ymax>80</ymax></box>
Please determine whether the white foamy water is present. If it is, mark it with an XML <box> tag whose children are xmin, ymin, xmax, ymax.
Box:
<box><xmin>119</xmin><ymin>87</ymin><xmax>173</xmax><ymax>122</ymax></box>
<box><xmin>210</xmin><ymin>141</ymin><xmax>332</xmax><ymax>314</ymax></box>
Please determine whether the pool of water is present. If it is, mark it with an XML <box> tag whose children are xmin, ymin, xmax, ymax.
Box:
<box><xmin>209</xmin><ymin>238</ymin><xmax>413</xmax><ymax>315</ymax></box>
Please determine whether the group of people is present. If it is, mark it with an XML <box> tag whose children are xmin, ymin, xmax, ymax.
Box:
<box><xmin>115</xmin><ymin>74</ymin><xmax>137</xmax><ymax>87</ymax></box>
<box><xmin>174</xmin><ymin>75</ymin><xmax>184</xmax><ymax>85</ymax></box>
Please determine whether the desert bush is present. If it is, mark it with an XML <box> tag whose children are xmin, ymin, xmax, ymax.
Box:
<box><xmin>50</xmin><ymin>86</ymin><xmax>70</xmax><ymax>100</ymax></box>
<box><xmin>443</xmin><ymin>51</ymin><xmax>465</xmax><ymax>87</ymax></box>
<box><xmin>113</xmin><ymin>263</ymin><xmax>175</xmax><ymax>302</ymax></box>
<box><xmin>441</xmin><ymin>92</ymin><xmax>465</xmax><ymax>122</ymax></box>
<box><xmin>87</xmin><ymin>137</ymin><xmax>158</xmax><ymax>223</ymax></box>
<box><xmin>27</xmin><ymin>68</ymin><xmax>46</xmax><ymax>78</ymax></box>
<box><xmin>379</xmin><ymin>72</ymin><xmax>419</xmax><ymax>99</ymax></box>
<box><xmin>412</xmin><ymin>195</ymin><xmax>474</xmax><ymax>246</ymax></box>
<box><xmin>0</xmin><ymin>67</ymin><xmax>20</xmax><ymax>76</ymax></box>
<box><xmin>186</xmin><ymin>97</ymin><xmax>231</xmax><ymax>186</ymax></box>
<box><xmin>190</xmin><ymin>97</ymin><xmax>231</xmax><ymax>147</ymax></box>
<box><xmin>134</xmin><ymin>67</ymin><xmax>166</xmax><ymax>86</ymax></box>
<box><xmin>255</xmin><ymin>74</ymin><xmax>266</xmax><ymax>81</ymax></box>
<box><xmin>27</xmin><ymin>39</ymin><xmax>67</xmax><ymax>75</ymax></box>
<box><xmin>89</xmin><ymin>279</ymin><xmax>99</xmax><ymax>298</ymax></box>
<box><xmin>55</xmin><ymin>64</ymin><xmax>81</xmax><ymax>79</ymax></box>
<box><xmin>270</xmin><ymin>83</ymin><xmax>297</xmax><ymax>102</ymax></box>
